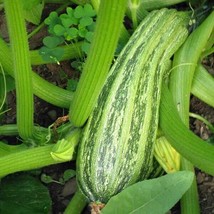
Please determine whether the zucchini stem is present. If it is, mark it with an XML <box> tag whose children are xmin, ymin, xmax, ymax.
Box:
<box><xmin>0</xmin><ymin>128</ymin><xmax>80</xmax><ymax>178</ymax></box>
<box><xmin>0</xmin><ymin>37</ymin><xmax>73</xmax><ymax>108</ymax></box>
<box><xmin>69</xmin><ymin>0</ymin><xmax>128</xmax><ymax>127</ymax></box>
<box><xmin>4</xmin><ymin>0</ymin><xmax>34</xmax><ymax>139</ymax></box>
<box><xmin>169</xmin><ymin>11</ymin><xmax>214</xmax><ymax>214</ymax></box>
<box><xmin>64</xmin><ymin>190</ymin><xmax>87</xmax><ymax>214</ymax></box>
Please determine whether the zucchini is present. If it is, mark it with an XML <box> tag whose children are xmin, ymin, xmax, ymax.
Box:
<box><xmin>77</xmin><ymin>8</ymin><xmax>189</xmax><ymax>203</ymax></box>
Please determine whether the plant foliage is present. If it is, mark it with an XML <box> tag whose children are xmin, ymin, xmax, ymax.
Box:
<box><xmin>39</xmin><ymin>3</ymin><xmax>96</xmax><ymax>63</ymax></box>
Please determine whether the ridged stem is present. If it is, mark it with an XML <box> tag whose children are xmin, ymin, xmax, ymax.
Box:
<box><xmin>169</xmin><ymin>11</ymin><xmax>214</xmax><ymax>214</ymax></box>
<box><xmin>169</xmin><ymin>11</ymin><xmax>214</xmax><ymax>123</ymax></box>
<box><xmin>90</xmin><ymin>0</ymin><xmax>130</xmax><ymax>52</ymax></box>
<box><xmin>160</xmin><ymin>84</ymin><xmax>214</xmax><ymax>176</ymax></box>
<box><xmin>0</xmin><ymin>128</ymin><xmax>80</xmax><ymax>178</ymax></box>
<box><xmin>0</xmin><ymin>65</ymin><xmax>6</xmax><ymax>115</ymax></box>
<box><xmin>0</xmin><ymin>124</ymin><xmax>19</xmax><ymax>136</ymax></box>
<box><xmin>69</xmin><ymin>0</ymin><xmax>128</xmax><ymax>127</ymax></box>
<box><xmin>4</xmin><ymin>0</ymin><xmax>34</xmax><ymax>139</ymax></box>
<box><xmin>138</xmin><ymin>0</ymin><xmax>186</xmax><ymax>10</ymax></box>
<box><xmin>191</xmin><ymin>64</ymin><xmax>214</xmax><ymax>108</ymax></box>
<box><xmin>0</xmin><ymin>142</ymin><xmax>27</xmax><ymax>157</ymax></box>
<box><xmin>0</xmin><ymin>37</ymin><xmax>73</xmax><ymax>108</ymax></box>
<box><xmin>64</xmin><ymin>190</ymin><xmax>87</xmax><ymax>214</ymax></box>
<box><xmin>0</xmin><ymin>144</ymin><xmax>60</xmax><ymax>178</ymax></box>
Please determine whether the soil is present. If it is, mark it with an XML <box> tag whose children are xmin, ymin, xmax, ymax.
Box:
<box><xmin>0</xmin><ymin>3</ymin><xmax>214</xmax><ymax>214</ymax></box>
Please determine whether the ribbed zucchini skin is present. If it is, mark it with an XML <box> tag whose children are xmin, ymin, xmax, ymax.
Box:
<box><xmin>77</xmin><ymin>8</ymin><xmax>189</xmax><ymax>203</ymax></box>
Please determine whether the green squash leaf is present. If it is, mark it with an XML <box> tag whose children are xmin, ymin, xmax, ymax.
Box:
<box><xmin>21</xmin><ymin>0</ymin><xmax>41</xmax><ymax>10</ymax></box>
<box><xmin>102</xmin><ymin>171</ymin><xmax>194</xmax><ymax>214</ymax></box>
<box><xmin>22</xmin><ymin>0</ymin><xmax>44</xmax><ymax>25</ymax></box>
<box><xmin>0</xmin><ymin>173</ymin><xmax>52</xmax><ymax>214</ymax></box>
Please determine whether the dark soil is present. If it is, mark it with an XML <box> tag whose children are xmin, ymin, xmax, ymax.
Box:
<box><xmin>0</xmin><ymin>4</ymin><xmax>214</xmax><ymax>214</ymax></box>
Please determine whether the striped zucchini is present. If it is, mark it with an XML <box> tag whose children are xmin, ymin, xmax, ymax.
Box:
<box><xmin>77</xmin><ymin>8</ymin><xmax>189</xmax><ymax>203</ymax></box>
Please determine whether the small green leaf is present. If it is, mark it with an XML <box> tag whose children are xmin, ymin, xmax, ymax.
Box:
<box><xmin>81</xmin><ymin>41</ymin><xmax>91</xmax><ymax>54</ymax></box>
<box><xmin>4</xmin><ymin>75</ymin><xmax>15</xmax><ymax>92</ymax></box>
<box><xmin>45</xmin><ymin>11</ymin><xmax>60</xmax><ymax>25</ymax></box>
<box><xmin>79</xmin><ymin>17</ymin><xmax>93</xmax><ymax>27</ymax></box>
<box><xmin>21</xmin><ymin>0</ymin><xmax>41</xmax><ymax>10</ymax></box>
<box><xmin>61</xmin><ymin>16</ymin><xmax>78</xmax><ymax>28</ymax></box>
<box><xmin>66</xmin><ymin>27</ymin><xmax>78</xmax><ymax>41</ymax></box>
<box><xmin>48</xmin><ymin>47</ymin><xmax>64</xmax><ymax>62</ymax></box>
<box><xmin>43</xmin><ymin>36</ymin><xmax>64</xmax><ymax>48</ymax></box>
<box><xmin>83</xmin><ymin>3</ymin><xmax>96</xmax><ymax>17</ymax></box>
<box><xmin>63</xmin><ymin>169</ymin><xmax>76</xmax><ymax>182</ymax></box>
<box><xmin>87</xmin><ymin>21</ymin><xmax>96</xmax><ymax>32</ymax></box>
<box><xmin>23</xmin><ymin>0</ymin><xmax>44</xmax><ymax>25</ymax></box>
<box><xmin>102</xmin><ymin>171</ymin><xmax>194</xmax><ymax>214</ymax></box>
<box><xmin>71</xmin><ymin>60</ymin><xmax>84</xmax><ymax>72</ymax></box>
<box><xmin>85</xmin><ymin>31</ymin><xmax>93</xmax><ymax>42</ymax></box>
<box><xmin>54</xmin><ymin>24</ymin><xmax>66</xmax><ymax>37</ymax></box>
<box><xmin>40</xmin><ymin>173</ymin><xmax>54</xmax><ymax>184</ymax></box>
<box><xmin>45</xmin><ymin>11</ymin><xmax>62</xmax><ymax>35</ymax></box>
<box><xmin>78</xmin><ymin>27</ymin><xmax>88</xmax><ymax>38</ymax></box>
<box><xmin>66</xmin><ymin>7</ymin><xmax>74</xmax><ymax>16</ymax></box>
<box><xmin>0</xmin><ymin>174</ymin><xmax>51</xmax><ymax>214</ymax></box>
<box><xmin>39</xmin><ymin>46</ymin><xmax>64</xmax><ymax>63</ymax></box>
<box><xmin>74</xmin><ymin>5</ymin><xmax>84</xmax><ymax>19</ymax></box>
<box><xmin>67</xmin><ymin>78</ymin><xmax>79</xmax><ymax>91</ymax></box>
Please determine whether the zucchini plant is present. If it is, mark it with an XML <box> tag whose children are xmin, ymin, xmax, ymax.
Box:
<box><xmin>0</xmin><ymin>0</ymin><xmax>214</xmax><ymax>213</ymax></box>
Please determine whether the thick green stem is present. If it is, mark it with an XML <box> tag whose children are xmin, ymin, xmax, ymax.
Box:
<box><xmin>91</xmin><ymin>0</ymin><xmax>130</xmax><ymax>51</ymax></box>
<box><xmin>169</xmin><ymin>11</ymin><xmax>214</xmax><ymax>214</ymax></box>
<box><xmin>169</xmin><ymin>12</ymin><xmax>214</xmax><ymax>123</ymax></box>
<box><xmin>4</xmin><ymin>0</ymin><xmax>34</xmax><ymax>139</ymax></box>
<box><xmin>0</xmin><ymin>37</ymin><xmax>73</xmax><ymax>108</ymax></box>
<box><xmin>0</xmin><ymin>144</ymin><xmax>60</xmax><ymax>178</ymax></box>
<box><xmin>191</xmin><ymin>64</ymin><xmax>214</xmax><ymax>108</ymax></box>
<box><xmin>180</xmin><ymin>159</ymin><xmax>199</xmax><ymax>214</ymax></box>
<box><xmin>0</xmin><ymin>128</ymin><xmax>80</xmax><ymax>178</ymax></box>
<box><xmin>0</xmin><ymin>124</ymin><xmax>19</xmax><ymax>136</ymax></box>
<box><xmin>0</xmin><ymin>142</ymin><xmax>27</xmax><ymax>157</ymax></box>
<box><xmin>0</xmin><ymin>65</ymin><xmax>6</xmax><ymax>115</ymax></box>
<box><xmin>64</xmin><ymin>190</ymin><xmax>87</xmax><ymax>214</ymax></box>
<box><xmin>69</xmin><ymin>0</ymin><xmax>128</xmax><ymax>127</ymax></box>
<box><xmin>139</xmin><ymin>0</ymin><xmax>186</xmax><ymax>10</ymax></box>
<box><xmin>160</xmin><ymin>84</ymin><xmax>214</xmax><ymax>176</ymax></box>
